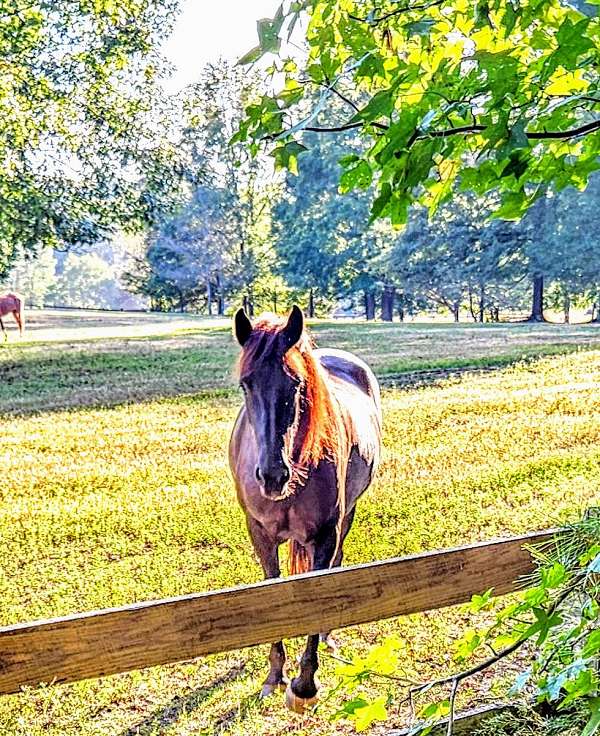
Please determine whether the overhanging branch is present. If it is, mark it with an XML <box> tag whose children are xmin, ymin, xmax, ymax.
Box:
<box><xmin>349</xmin><ymin>0</ymin><xmax>446</xmax><ymax>25</ymax></box>
<box><xmin>295</xmin><ymin>118</ymin><xmax>600</xmax><ymax>143</ymax></box>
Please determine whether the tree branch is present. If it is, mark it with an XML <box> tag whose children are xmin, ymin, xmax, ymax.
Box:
<box><xmin>303</xmin><ymin>121</ymin><xmax>388</xmax><ymax>133</ymax></box>
<box><xmin>349</xmin><ymin>0</ymin><xmax>446</xmax><ymax>25</ymax></box>
<box><xmin>284</xmin><ymin>117</ymin><xmax>600</xmax><ymax>144</ymax></box>
<box><xmin>318</xmin><ymin>81</ymin><xmax>361</xmax><ymax>114</ymax></box>
<box><xmin>421</xmin><ymin>119</ymin><xmax>600</xmax><ymax>141</ymax></box>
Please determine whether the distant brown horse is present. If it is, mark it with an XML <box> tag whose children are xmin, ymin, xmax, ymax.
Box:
<box><xmin>229</xmin><ymin>305</ymin><xmax>381</xmax><ymax>712</ymax></box>
<box><xmin>0</xmin><ymin>293</ymin><xmax>24</xmax><ymax>340</ymax></box>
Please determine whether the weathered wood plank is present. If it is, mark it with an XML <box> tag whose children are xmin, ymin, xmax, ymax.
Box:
<box><xmin>0</xmin><ymin>530</ymin><xmax>555</xmax><ymax>695</ymax></box>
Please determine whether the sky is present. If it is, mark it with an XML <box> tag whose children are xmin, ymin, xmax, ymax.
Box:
<box><xmin>162</xmin><ymin>0</ymin><xmax>281</xmax><ymax>91</ymax></box>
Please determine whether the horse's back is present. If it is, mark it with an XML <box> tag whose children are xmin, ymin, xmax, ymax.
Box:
<box><xmin>315</xmin><ymin>348</ymin><xmax>380</xmax><ymax>409</ymax></box>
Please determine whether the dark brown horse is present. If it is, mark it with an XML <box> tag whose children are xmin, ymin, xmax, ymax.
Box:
<box><xmin>229</xmin><ymin>305</ymin><xmax>381</xmax><ymax>712</ymax></box>
<box><xmin>0</xmin><ymin>292</ymin><xmax>24</xmax><ymax>340</ymax></box>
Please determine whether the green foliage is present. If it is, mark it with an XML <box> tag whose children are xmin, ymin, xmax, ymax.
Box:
<box><xmin>239</xmin><ymin>0</ymin><xmax>600</xmax><ymax>224</ymax></box>
<box><xmin>0</xmin><ymin>0</ymin><xmax>184</xmax><ymax>277</ymax></box>
<box><xmin>125</xmin><ymin>62</ymin><xmax>278</xmax><ymax>314</ymax></box>
<box><xmin>48</xmin><ymin>253</ymin><xmax>116</xmax><ymax>309</ymax></box>
<box><xmin>328</xmin><ymin>514</ymin><xmax>600</xmax><ymax>734</ymax></box>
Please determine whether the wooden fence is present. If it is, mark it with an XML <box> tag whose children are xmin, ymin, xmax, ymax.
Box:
<box><xmin>0</xmin><ymin>529</ymin><xmax>555</xmax><ymax>696</ymax></box>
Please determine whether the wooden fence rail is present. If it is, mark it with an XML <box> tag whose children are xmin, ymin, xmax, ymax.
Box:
<box><xmin>0</xmin><ymin>529</ymin><xmax>555</xmax><ymax>696</ymax></box>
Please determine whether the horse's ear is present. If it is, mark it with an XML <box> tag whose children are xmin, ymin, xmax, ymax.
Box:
<box><xmin>282</xmin><ymin>304</ymin><xmax>304</xmax><ymax>351</ymax></box>
<box><xmin>234</xmin><ymin>308</ymin><xmax>252</xmax><ymax>346</ymax></box>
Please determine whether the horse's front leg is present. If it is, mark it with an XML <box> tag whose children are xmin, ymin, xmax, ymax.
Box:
<box><xmin>246</xmin><ymin>516</ymin><xmax>287</xmax><ymax>698</ymax></box>
<box><xmin>320</xmin><ymin>506</ymin><xmax>357</xmax><ymax>652</ymax></box>
<box><xmin>286</xmin><ymin>518</ymin><xmax>338</xmax><ymax>713</ymax></box>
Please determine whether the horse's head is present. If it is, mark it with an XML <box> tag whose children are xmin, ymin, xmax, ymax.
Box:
<box><xmin>234</xmin><ymin>305</ymin><xmax>305</xmax><ymax>500</ymax></box>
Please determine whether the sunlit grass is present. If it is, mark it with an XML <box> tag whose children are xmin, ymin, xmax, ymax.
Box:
<box><xmin>1</xmin><ymin>338</ymin><xmax>599</xmax><ymax>735</ymax></box>
<box><xmin>1</xmin><ymin>311</ymin><xmax>599</xmax><ymax>414</ymax></box>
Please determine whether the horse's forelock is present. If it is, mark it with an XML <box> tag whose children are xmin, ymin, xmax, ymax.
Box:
<box><xmin>237</xmin><ymin>312</ymin><xmax>312</xmax><ymax>378</ymax></box>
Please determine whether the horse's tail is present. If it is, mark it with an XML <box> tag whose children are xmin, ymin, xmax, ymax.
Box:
<box><xmin>288</xmin><ymin>539</ymin><xmax>311</xmax><ymax>576</ymax></box>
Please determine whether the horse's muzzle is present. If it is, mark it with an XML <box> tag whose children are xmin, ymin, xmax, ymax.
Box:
<box><xmin>256</xmin><ymin>465</ymin><xmax>290</xmax><ymax>500</ymax></box>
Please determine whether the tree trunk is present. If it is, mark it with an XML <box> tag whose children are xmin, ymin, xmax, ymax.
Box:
<box><xmin>215</xmin><ymin>273</ymin><xmax>224</xmax><ymax>316</ymax></box>
<box><xmin>381</xmin><ymin>285</ymin><xmax>395</xmax><ymax>322</ymax></box>
<box><xmin>468</xmin><ymin>288</ymin><xmax>477</xmax><ymax>322</ymax></box>
<box><xmin>364</xmin><ymin>290</ymin><xmax>376</xmax><ymax>320</ymax></box>
<box><xmin>206</xmin><ymin>280</ymin><xmax>213</xmax><ymax>316</ymax></box>
<box><xmin>452</xmin><ymin>303</ymin><xmax>460</xmax><ymax>323</ymax></box>
<box><xmin>272</xmin><ymin>293</ymin><xmax>277</xmax><ymax>313</ymax></box>
<box><xmin>308</xmin><ymin>288</ymin><xmax>315</xmax><ymax>318</ymax></box>
<box><xmin>528</xmin><ymin>274</ymin><xmax>545</xmax><ymax>322</ymax></box>
<box><xmin>397</xmin><ymin>293</ymin><xmax>405</xmax><ymax>322</ymax></box>
<box><xmin>563</xmin><ymin>293</ymin><xmax>570</xmax><ymax>324</ymax></box>
<box><xmin>178</xmin><ymin>290</ymin><xmax>185</xmax><ymax>313</ymax></box>
<box><xmin>242</xmin><ymin>295</ymin><xmax>254</xmax><ymax>316</ymax></box>
<box><xmin>478</xmin><ymin>286</ymin><xmax>485</xmax><ymax>323</ymax></box>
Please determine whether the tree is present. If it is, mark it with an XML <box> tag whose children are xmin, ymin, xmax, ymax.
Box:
<box><xmin>543</xmin><ymin>175</ymin><xmax>600</xmax><ymax>321</ymax></box>
<box><xmin>272</xmin><ymin>130</ymin><xmax>378</xmax><ymax>317</ymax></box>
<box><xmin>1</xmin><ymin>249</ymin><xmax>56</xmax><ymax>307</ymax></box>
<box><xmin>124</xmin><ymin>61</ymin><xmax>276</xmax><ymax>315</ymax></box>
<box><xmin>184</xmin><ymin>61</ymin><xmax>274</xmax><ymax>315</ymax></box>
<box><xmin>387</xmin><ymin>193</ymin><xmax>524</xmax><ymax>321</ymax></box>
<box><xmin>123</xmin><ymin>187</ymin><xmax>234</xmax><ymax>312</ymax></box>
<box><xmin>47</xmin><ymin>253</ymin><xmax>116</xmax><ymax>309</ymax></box>
<box><xmin>0</xmin><ymin>0</ymin><xmax>184</xmax><ymax>278</ymax></box>
<box><xmin>238</xmin><ymin>0</ymin><xmax>600</xmax><ymax>225</ymax></box>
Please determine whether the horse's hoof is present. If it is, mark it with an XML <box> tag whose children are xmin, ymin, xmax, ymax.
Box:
<box><xmin>285</xmin><ymin>684</ymin><xmax>319</xmax><ymax>713</ymax></box>
<box><xmin>260</xmin><ymin>680</ymin><xmax>287</xmax><ymax>698</ymax></box>
<box><xmin>320</xmin><ymin>633</ymin><xmax>338</xmax><ymax>652</ymax></box>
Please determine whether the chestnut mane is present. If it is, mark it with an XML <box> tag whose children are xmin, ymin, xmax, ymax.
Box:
<box><xmin>237</xmin><ymin>313</ymin><xmax>342</xmax><ymax>472</ymax></box>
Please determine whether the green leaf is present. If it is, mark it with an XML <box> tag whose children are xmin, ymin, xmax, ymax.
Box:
<box><xmin>453</xmin><ymin>629</ymin><xmax>482</xmax><ymax>662</ymax></box>
<box><xmin>583</xmin><ymin>698</ymin><xmax>600</xmax><ymax>736</ymax></box>
<box><xmin>468</xmin><ymin>588</ymin><xmax>494</xmax><ymax>613</ymax></box>
<box><xmin>560</xmin><ymin>668</ymin><xmax>597</xmax><ymax>708</ymax></box>
<box><xmin>588</xmin><ymin>552</ymin><xmax>600</xmax><ymax>573</ymax></box>
<box><xmin>237</xmin><ymin>45</ymin><xmax>262</xmax><ymax>66</ymax></box>
<box><xmin>339</xmin><ymin>160</ymin><xmax>373</xmax><ymax>193</ymax></box>
<box><xmin>370</xmin><ymin>183</ymin><xmax>392</xmax><ymax>220</ymax></box>
<box><xmin>272</xmin><ymin>140</ymin><xmax>308</xmax><ymax>174</ymax></box>
<box><xmin>583</xmin><ymin>630</ymin><xmax>600</xmax><ymax>660</ymax></box>
<box><xmin>352</xmin><ymin>89</ymin><xmax>394</xmax><ymax>123</ymax></box>
<box><xmin>352</xmin><ymin>696</ymin><xmax>388</xmax><ymax>732</ymax></box>
<box><xmin>540</xmin><ymin>562</ymin><xmax>567</xmax><ymax>589</ymax></box>
<box><xmin>257</xmin><ymin>12</ymin><xmax>283</xmax><ymax>55</ymax></box>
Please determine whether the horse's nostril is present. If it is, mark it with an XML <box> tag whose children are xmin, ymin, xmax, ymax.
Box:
<box><xmin>255</xmin><ymin>466</ymin><xmax>263</xmax><ymax>483</ymax></box>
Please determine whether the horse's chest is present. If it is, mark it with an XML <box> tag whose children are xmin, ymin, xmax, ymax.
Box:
<box><xmin>245</xmin><ymin>479</ymin><xmax>338</xmax><ymax>545</ymax></box>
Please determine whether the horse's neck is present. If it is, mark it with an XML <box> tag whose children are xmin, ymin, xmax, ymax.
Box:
<box><xmin>291</xmin><ymin>350</ymin><xmax>344</xmax><ymax>467</ymax></box>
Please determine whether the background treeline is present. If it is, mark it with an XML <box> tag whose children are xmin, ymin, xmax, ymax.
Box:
<box><xmin>4</xmin><ymin>61</ymin><xmax>599</xmax><ymax>323</ymax></box>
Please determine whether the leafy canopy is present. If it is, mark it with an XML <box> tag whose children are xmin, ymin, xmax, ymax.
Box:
<box><xmin>237</xmin><ymin>0</ymin><xmax>600</xmax><ymax>224</ymax></box>
<box><xmin>0</xmin><ymin>0</ymin><xmax>182</xmax><ymax>278</ymax></box>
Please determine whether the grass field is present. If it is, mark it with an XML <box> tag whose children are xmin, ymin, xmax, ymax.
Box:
<box><xmin>1</xmin><ymin>310</ymin><xmax>599</xmax><ymax>735</ymax></box>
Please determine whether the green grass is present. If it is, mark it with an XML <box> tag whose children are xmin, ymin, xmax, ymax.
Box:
<box><xmin>2</xmin><ymin>310</ymin><xmax>600</xmax><ymax>414</ymax></box>
<box><xmin>0</xmin><ymin>313</ymin><xmax>599</xmax><ymax>735</ymax></box>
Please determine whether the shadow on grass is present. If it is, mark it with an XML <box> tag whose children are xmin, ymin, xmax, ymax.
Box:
<box><xmin>378</xmin><ymin>343</ymin><xmax>599</xmax><ymax>390</ymax></box>
<box><xmin>118</xmin><ymin>661</ymin><xmax>249</xmax><ymax>736</ymax></box>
